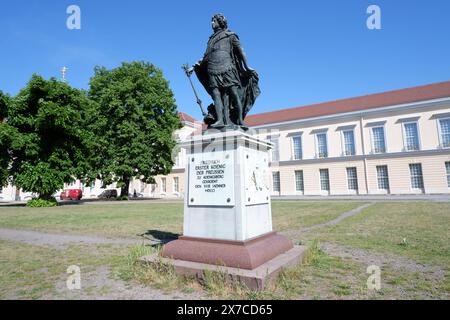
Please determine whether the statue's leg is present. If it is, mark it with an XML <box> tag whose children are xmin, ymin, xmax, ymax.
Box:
<box><xmin>222</xmin><ymin>92</ymin><xmax>231</xmax><ymax>126</ymax></box>
<box><xmin>229</xmin><ymin>86</ymin><xmax>247</xmax><ymax>128</ymax></box>
<box><xmin>211</xmin><ymin>88</ymin><xmax>225</xmax><ymax>127</ymax></box>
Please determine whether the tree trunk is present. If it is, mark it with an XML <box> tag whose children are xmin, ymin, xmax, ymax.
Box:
<box><xmin>121</xmin><ymin>177</ymin><xmax>130</xmax><ymax>197</ymax></box>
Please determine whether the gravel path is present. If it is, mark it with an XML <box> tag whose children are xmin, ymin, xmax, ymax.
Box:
<box><xmin>282</xmin><ymin>202</ymin><xmax>374</xmax><ymax>238</ymax></box>
<box><xmin>0</xmin><ymin>228</ymin><xmax>156</xmax><ymax>248</ymax></box>
<box><xmin>44</xmin><ymin>266</ymin><xmax>204</xmax><ymax>300</ymax></box>
<box><xmin>320</xmin><ymin>242</ymin><xmax>446</xmax><ymax>279</ymax></box>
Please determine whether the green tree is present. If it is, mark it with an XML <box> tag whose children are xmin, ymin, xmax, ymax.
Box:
<box><xmin>7</xmin><ymin>75</ymin><xmax>95</xmax><ymax>200</ymax></box>
<box><xmin>88</xmin><ymin>61</ymin><xmax>181</xmax><ymax>196</ymax></box>
<box><xmin>0</xmin><ymin>91</ymin><xmax>13</xmax><ymax>186</ymax></box>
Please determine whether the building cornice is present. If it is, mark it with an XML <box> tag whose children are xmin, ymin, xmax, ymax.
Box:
<box><xmin>252</xmin><ymin>97</ymin><xmax>450</xmax><ymax>130</ymax></box>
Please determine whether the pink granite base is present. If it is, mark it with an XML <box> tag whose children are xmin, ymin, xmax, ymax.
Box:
<box><xmin>142</xmin><ymin>246</ymin><xmax>306</xmax><ymax>290</ymax></box>
<box><xmin>161</xmin><ymin>232</ymin><xmax>293</xmax><ymax>270</ymax></box>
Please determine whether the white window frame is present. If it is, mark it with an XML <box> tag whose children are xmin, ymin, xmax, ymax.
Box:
<box><xmin>315</xmin><ymin>132</ymin><xmax>328</xmax><ymax>158</ymax></box>
<box><xmin>269</xmin><ymin>137</ymin><xmax>280</xmax><ymax>162</ymax></box>
<box><xmin>376</xmin><ymin>165</ymin><xmax>390</xmax><ymax>193</ymax></box>
<box><xmin>346</xmin><ymin>167</ymin><xmax>359</xmax><ymax>194</ymax></box>
<box><xmin>341</xmin><ymin>129</ymin><xmax>356</xmax><ymax>156</ymax></box>
<box><xmin>319</xmin><ymin>169</ymin><xmax>330</xmax><ymax>195</ymax></box>
<box><xmin>401</xmin><ymin>121</ymin><xmax>421</xmax><ymax>152</ymax></box>
<box><xmin>370</xmin><ymin>126</ymin><xmax>387</xmax><ymax>154</ymax></box>
<box><xmin>437</xmin><ymin>117</ymin><xmax>450</xmax><ymax>149</ymax></box>
<box><xmin>173</xmin><ymin>177</ymin><xmax>179</xmax><ymax>193</ymax></box>
<box><xmin>294</xmin><ymin>170</ymin><xmax>304</xmax><ymax>194</ymax></box>
<box><xmin>291</xmin><ymin>134</ymin><xmax>303</xmax><ymax>160</ymax></box>
<box><xmin>272</xmin><ymin>171</ymin><xmax>281</xmax><ymax>193</ymax></box>
<box><xmin>409</xmin><ymin>163</ymin><xmax>425</xmax><ymax>192</ymax></box>
<box><xmin>446</xmin><ymin>162</ymin><xmax>450</xmax><ymax>188</ymax></box>
<box><xmin>161</xmin><ymin>178</ymin><xmax>167</xmax><ymax>194</ymax></box>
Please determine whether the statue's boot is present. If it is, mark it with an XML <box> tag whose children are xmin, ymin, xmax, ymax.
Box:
<box><xmin>210</xmin><ymin>120</ymin><xmax>225</xmax><ymax>128</ymax></box>
<box><xmin>237</xmin><ymin>119</ymin><xmax>249</xmax><ymax>130</ymax></box>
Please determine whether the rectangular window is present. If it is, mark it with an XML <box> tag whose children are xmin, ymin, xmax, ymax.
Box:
<box><xmin>173</xmin><ymin>177</ymin><xmax>179</xmax><ymax>193</ymax></box>
<box><xmin>316</xmin><ymin>133</ymin><xmax>328</xmax><ymax>158</ymax></box>
<box><xmin>343</xmin><ymin>130</ymin><xmax>356</xmax><ymax>156</ymax></box>
<box><xmin>372</xmin><ymin>127</ymin><xmax>386</xmax><ymax>153</ymax></box>
<box><xmin>439</xmin><ymin>118</ymin><xmax>450</xmax><ymax>148</ymax></box>
<box><xmin>376</xmin><ymin>165</ymin><xmax>390</xmax><ymax>190</ymax></box>
<box><xmin>161</xmin><ymin>178</ymin><xmax>167</xmax><ymax>193</ymax></box>
<box><xmin>320</xmin><ymin>169</ymin><xmax>330</xmax><ymax>191</ymax></box>
<box><xmin>403</xmin><ymin>122</ymin><xmax>420</xmax><ymax>151</ymax></box>
<box><xmin>409</xmin><ymin>163</ymin><xmax>424</xmax><ymax>190</ymax></box>
<box><xmin>446</xmin><ymin>162</ymin><xmax>450</xmax><ymax>188</ymax></box>
<box><xmin>292</xmin><ymin>136</ymin><xmax>303</xmax><ymax>160</ymax></box>
<box><xmin>270</xmin><ymin>138</ymin><xmax>280</xmax><ymax>162</ymax></box>
<box><xmin>0</xmin><ymin>186</ymin><xmax>3</xmax><ymax>194</ymax></box>
<box><xmin>272</xmin><ymin>172</ymin><xmax>280</xmax><ymax>192</ymax></box>
<box><xmin>295</xmin><ymin>170</ymin><xmax>304</xmax><ymax>192</ymax></box>
<box><xmin>346</xmin><ymin>167</ymin><xmax>358</xmax><ymax>191</ymax></box>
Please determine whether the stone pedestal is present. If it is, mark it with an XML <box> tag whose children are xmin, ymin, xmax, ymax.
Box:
<box><xmin>161</xmin><ymin>130</ymin><xmax>295</xmax><ymax>270</ymax></box>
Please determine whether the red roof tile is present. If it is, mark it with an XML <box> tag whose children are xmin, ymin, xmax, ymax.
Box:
<box><xmin>245</xmin><ymin>81</ymin><xmax>450</xmax><ymax>127</ymax></box>
<box><xmin>178</xmin><ymin>112</ymin><xmax>198</xmax><ymax>123</ymax></box>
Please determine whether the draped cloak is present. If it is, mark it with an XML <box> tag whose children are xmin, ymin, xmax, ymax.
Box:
<box><xmin>194</xmin><ymin>30</ymin><xmax>261</xmax><ymax>124</ymax></box>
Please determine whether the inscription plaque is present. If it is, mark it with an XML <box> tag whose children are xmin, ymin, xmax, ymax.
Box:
<box><xmin>188</xmin><ymin>151</ymin><xmax>235</xmax><ymax>206</ymax></box>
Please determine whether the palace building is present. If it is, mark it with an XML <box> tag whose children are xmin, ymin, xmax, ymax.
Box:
<box><xmin>152</xmin><ymin>80</ymin><xmax>450</xmax><ymax>198</ymax></box>
<box><xmin>1</xmin><ymin>80</ymin><xmax>450</xmax><ymax>201</ymax></box>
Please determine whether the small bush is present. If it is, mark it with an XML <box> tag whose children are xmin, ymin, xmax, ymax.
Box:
<box><xmin>117</xmin><ymin>196</ymin><xmax>129</xmax><ymax>201</ymax></box>
<box><xmin>26</xmin><ymin>198</ymin><xmax>58</xmax><ymax>207</ymax></box>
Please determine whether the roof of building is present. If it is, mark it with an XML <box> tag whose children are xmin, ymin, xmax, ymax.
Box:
<box><xmin>245</xmin><ymin>80</ymin><xmax>450</xmax><ymax>127</ymax></box>
<box><xmin>178</xmin><ymin>112</ymin><xmax>198</xmax><ymax>124</ymax></box>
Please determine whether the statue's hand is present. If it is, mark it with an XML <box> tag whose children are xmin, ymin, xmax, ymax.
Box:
<box><xmin>193</xmin><ymin>60</ymin><xmax>202</xmax><ymax>68</ymax></box>
<box><xmin>186</xmin><ymin>67</ymin><xmax>195</xmax><ymax>76</ymax></box>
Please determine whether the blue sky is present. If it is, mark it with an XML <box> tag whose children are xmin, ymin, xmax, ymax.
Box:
<box><xmin>1</xmin><ymin>0</ymin><xmax>449</xmax><ymax>119</ymax></box>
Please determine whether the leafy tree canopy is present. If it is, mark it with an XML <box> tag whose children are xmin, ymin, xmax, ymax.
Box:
<box><xmin>88</xmin><ymin>61</ymin><xmax>181</xmax><ymax>196</ymax></box>
<box><xmin>0</xmin><ymin>90</ymin><xmax>9</xmax><ymax>120</ymax></box>
<box><xmin>7</xmin><ymin>75</ymin><xmax>95</xmax><ymax>199</ymax></box>
<box><xmin>0</xmin><ymin>90</ymin><xmax>13</xmax><ymax>186</ymax></box>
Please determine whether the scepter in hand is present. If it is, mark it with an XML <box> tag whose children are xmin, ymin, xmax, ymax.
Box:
<box><xmin>182</xmin><ymin>63</ymin><xmax>207</xmax><ymax>117</ymax></box>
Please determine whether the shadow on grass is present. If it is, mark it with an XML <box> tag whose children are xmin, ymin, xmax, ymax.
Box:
<box><xmin>140</xmin><ymin>230</ymin><xmax>180</xmax><ymax>245</ymax></box>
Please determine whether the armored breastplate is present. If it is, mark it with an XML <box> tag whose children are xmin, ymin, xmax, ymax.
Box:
<box><xmin>205</xmin><ymin>33</ymin><xmax>234</xmax><ymax>74</ymax></box>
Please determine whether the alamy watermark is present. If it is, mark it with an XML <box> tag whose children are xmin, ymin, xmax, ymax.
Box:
<box><xmin>366</xmin><ymin>265</ymin><xmax>381</xmax><ymax>291</ymax></box>
<box><xmin>66</xmin><ymin>5</ymin><xmax>81</xmax><ymax>30</ymax></box>
<box><xmin>66</xmin><ymin>265</ymin><xmax>81</xmax><ymax>290</ymax></box>
<box><xmin>367</xmin><ymin>5</ymin><xmax>382</xmax><ymax>30</ymax></box>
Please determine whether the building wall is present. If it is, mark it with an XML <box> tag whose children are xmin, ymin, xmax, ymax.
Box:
<box><xmin>257</xmin><ymin>101</ymin><xmax>450</xmax><ymax>196</ymax></box>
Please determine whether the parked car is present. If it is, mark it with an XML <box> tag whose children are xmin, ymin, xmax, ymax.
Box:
<box><xmin>98</xmin><ymin>189</ymin><xmax>118</xmax><ymax>199</ymax></box>
<box><xmin>60</xmin><ymin>189</ymin><xmax>83</xmax><ymax>201</ymax></box>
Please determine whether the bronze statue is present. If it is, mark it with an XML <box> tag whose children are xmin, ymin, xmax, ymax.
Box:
<box><xmin>184</xmin><ymin>14</ymin><xmax>260</xmax><ymax>131</ymax></box>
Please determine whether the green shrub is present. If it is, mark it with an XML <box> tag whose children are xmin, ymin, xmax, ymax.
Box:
<box><xmin>26</xmin><ymin>198</ymin><xmax>58</xmax><ymax>207</ymax></box>
<box><xmin>117</xmin><ymin>196</ymin><xmax>129</xmax><ymax>201</ymax></box>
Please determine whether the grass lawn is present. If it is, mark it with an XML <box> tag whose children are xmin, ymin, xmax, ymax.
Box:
<box><xmin>301</xmin><ymin>202</ymin><xmax>450</xmax><ymax>268</ymax></box>
<box><xmin>272</xmin><ymin>201</ymin><xmax>365</xmax><ymax>231</ymax></box>
<box><xmin>0</xmin><ymin>203</ymin><xmax>184</xmax><ymax>238</ymax></box>
<box><xmin>0</xmin><ymin>239</ymin><xmax>130</xmax><ymax>300</ymax></box>
<box><xmin>0</xmin><ymin>200</ymin><xmax>448</xmax><ymax>299</ymax></box>
<box><xmin>0</xmin><ymin>201</ymin><xmax>364</xmax><ymax>238</ymax></box>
